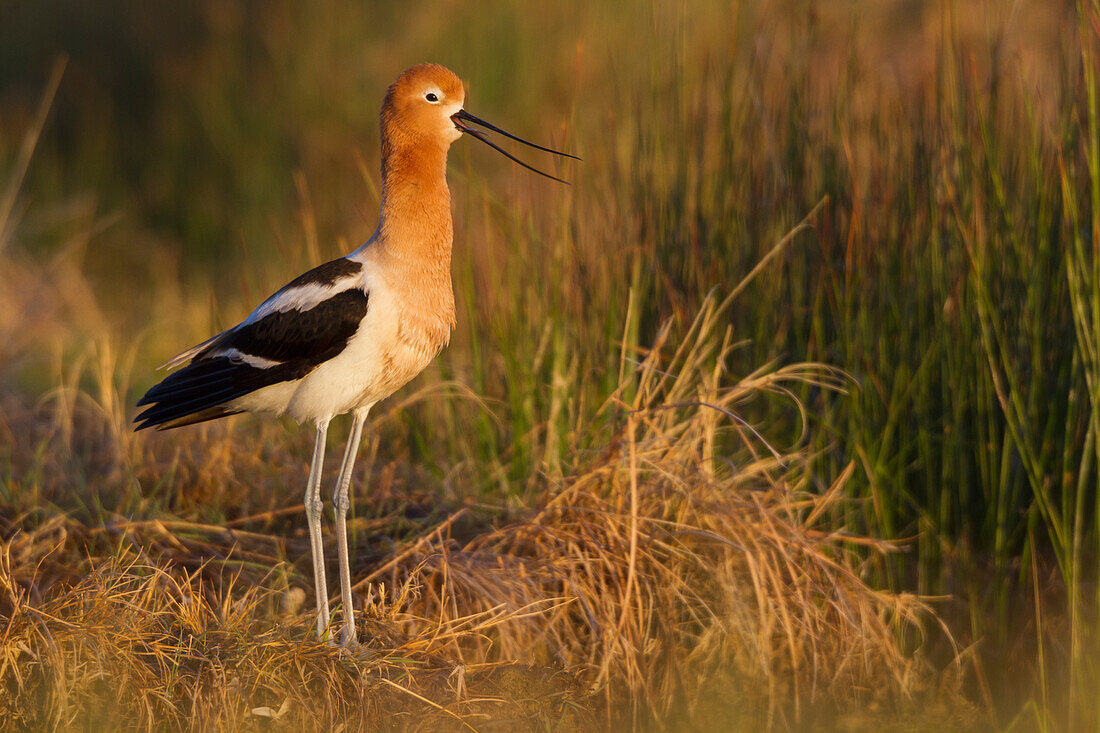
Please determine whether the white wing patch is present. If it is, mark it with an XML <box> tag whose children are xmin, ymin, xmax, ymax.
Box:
<box><xmin>243</xmin><ymin>280</ymin><xmax>358</xmax><ymax>325</ymax></box>
<box><xmin>215</xmin><ymin>348</ymin><xmax>283</xmax><ymax>369</ymax></box>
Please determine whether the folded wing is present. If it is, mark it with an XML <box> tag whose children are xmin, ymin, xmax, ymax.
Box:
<box><xmin>134</xmin><ymin>257</ymin><xmax>368</xmax><ymax>431</ymax></box>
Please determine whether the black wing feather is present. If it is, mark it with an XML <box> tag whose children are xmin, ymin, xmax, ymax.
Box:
<box><xmin>135</xmin><ymin>287</ymin><xmax>369</xmax><ymax>431</ymax></box>
<box><xmin>204</xmin><ymin>290</ymin><xmax>369</xmax><ymax>363</ymax></box>
<box><xmin>274</xmin><ymin>257</ymin><xmax>362</xmax><ymax>292</ymax></box>
<box><xmin>133</xmin><ymin>358</ymin><xmax>308</xmax><ymax>430</ymax></box>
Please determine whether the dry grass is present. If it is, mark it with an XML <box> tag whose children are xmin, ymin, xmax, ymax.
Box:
<box><xmin>0</xmin><ymin>549</ymin><xmax>592</xmax><ymax>730</ymax></box>
<box><xmin>0</xmin><ymin>220</ymin><xmax>957</xmax><ymax>729</ymax></box>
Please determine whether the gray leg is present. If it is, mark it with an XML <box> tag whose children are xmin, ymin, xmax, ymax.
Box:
<box><xmin>304</xmin><ymin>421</ymin><xmax>330</xmax><ymax>639</ymax></box>
<box><xmin>333</xmin><ymin>407</ymin><xmax>369</xmax><ymax>648</ymax></box>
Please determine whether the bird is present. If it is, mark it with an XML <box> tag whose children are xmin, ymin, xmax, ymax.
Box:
<box><xmin>133</xmin><ymin>63</ymin><xmax>578</xmax><ymax>648</ymax></box>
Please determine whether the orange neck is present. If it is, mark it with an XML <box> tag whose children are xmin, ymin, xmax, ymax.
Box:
<box><xmin>372</xmin><ymin>125</ymin><xmax>457</xmax><ymax>339</ymax></box>
<box><xmin>377</xmin><ymin>131</ymin><xmax>453</xmax><ymax>259</ymax></box>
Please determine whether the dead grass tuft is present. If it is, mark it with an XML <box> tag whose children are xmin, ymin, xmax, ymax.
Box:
<box><xmin>0</xmin><ymin>548</ymin><xmax>593</xmax><ymax>730</ymax></box>
<box><xmin>361</xmin><ymin>284</ymin><xmax>941</xmax><ymax>727</ymax></box>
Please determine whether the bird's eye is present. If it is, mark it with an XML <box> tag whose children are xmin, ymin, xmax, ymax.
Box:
<box><xmin>425</xmin><ymin>92</ymin><xmax>439</xmax><ymax>103</ymax></box>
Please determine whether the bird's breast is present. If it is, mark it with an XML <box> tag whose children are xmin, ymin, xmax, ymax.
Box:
<box><xmin>372</xmin><ymin>314</ymin><xmax>449</xmax><ymax>394</ymax></box>
<box><xmin>280</xmin><ymin>278</ymin><xmax>452</xmax><ymax>423</ymax></box>
<box><xmin>346</xmin><ymin>282</ymin><xmax>453</xmax><ymax>403</ymax></box>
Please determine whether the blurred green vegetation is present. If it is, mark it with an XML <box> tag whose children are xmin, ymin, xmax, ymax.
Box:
<box><xmin>2</xmin><ymin>0</ymin><xmax>1098</xmax><ymax>726</ymax></box>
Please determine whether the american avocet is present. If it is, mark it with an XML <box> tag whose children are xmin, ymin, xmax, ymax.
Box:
<box><xmin>134</xmin><ymin>63</ymin><xmax>578</xmax><ymax>647</ymax></box>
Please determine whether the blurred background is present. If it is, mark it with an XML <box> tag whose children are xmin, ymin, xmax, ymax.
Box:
<box><xmin>1</xmin><ymin>0</ymin><xmax>1095</xmax><ymax>726</ymax></box>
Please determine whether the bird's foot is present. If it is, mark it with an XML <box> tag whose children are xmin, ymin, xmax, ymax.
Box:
<box><xmin>338</xmin><ymin>627</ymin><xmax>360</xmax><ymax>651</ymax></box>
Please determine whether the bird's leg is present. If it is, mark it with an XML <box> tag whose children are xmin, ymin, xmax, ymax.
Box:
<box><xmin>304</xmin><ymin>421</ymin><xmax>331</xmax><ymax>640</ymax></box>
<box><xmin>333</xmin><ymin>408</ymin><xmax>368</xmax><ymax>648</ymax></box>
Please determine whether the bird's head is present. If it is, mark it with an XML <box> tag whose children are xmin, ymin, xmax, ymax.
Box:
<box><xmin>382</xmin><ymin>63</ymin><xmax>467</xmax><ymax>148</ymax></box>
<box><xmin>381</xmin><ymin>63</ymin><xmax>579</xmax><ymax>182</ymax></box>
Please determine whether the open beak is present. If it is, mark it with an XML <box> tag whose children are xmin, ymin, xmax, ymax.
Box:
<box><xmin>451</xmin><ymin>109</ymin><xmax>580</xmax><ymax>184</ymax></box>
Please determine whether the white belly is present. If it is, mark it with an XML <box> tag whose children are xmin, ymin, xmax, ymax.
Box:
<box><xmin>231</xmin><ymin>277</ymin><xmax>445</xmax><ymax>426</ymax></box>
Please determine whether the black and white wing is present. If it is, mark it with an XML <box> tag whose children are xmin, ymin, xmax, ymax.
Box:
<box><xmin>134</xmin><ymin>257</ymin><xmax>368</xmax><ymax>431</ymax></box>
